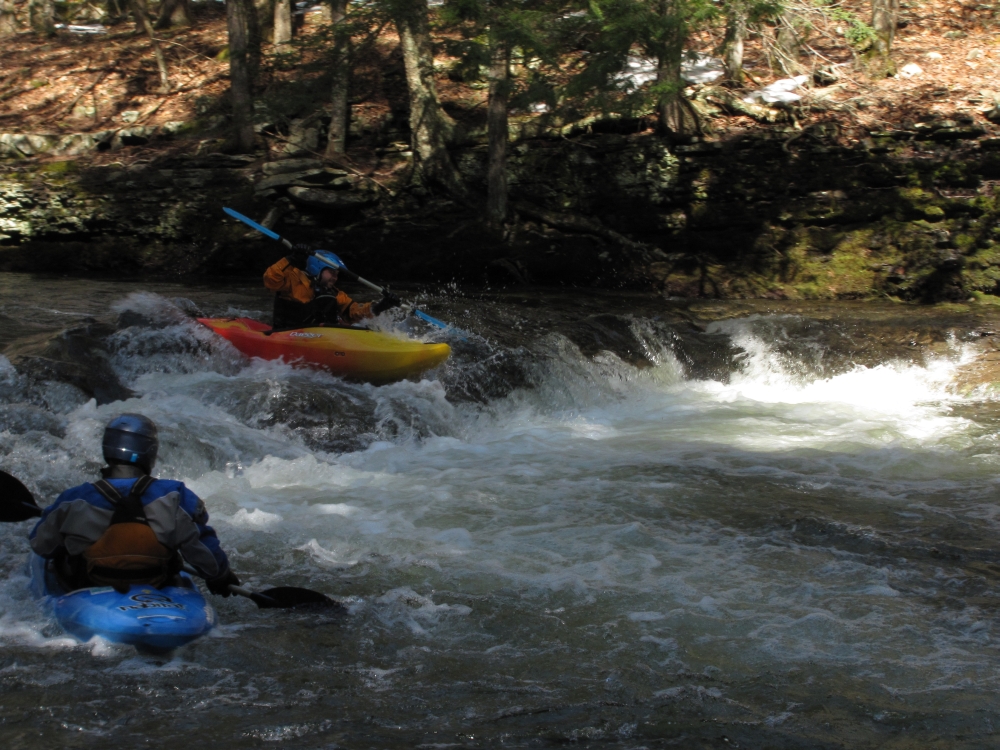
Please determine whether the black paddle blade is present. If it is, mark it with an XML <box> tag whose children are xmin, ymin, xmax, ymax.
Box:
<box><xmin>248</xmin><ymin>586</ymin><xmax>343</xmax><ymax>611</ymax></box>
<box><xmin>0</xmin><ymin>470</ymin><xmax>42</xmax><ymax>523</ymax></box>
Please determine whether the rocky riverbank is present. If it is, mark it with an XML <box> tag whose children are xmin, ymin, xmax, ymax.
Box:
<box><xmin>1</xmin><ymin>118</ymin><xmax>999</xmax><ymax>300</ymax></box>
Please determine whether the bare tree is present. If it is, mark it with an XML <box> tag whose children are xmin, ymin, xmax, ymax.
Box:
<box><xmin>868</xmin><ymin>0</ymin><xmax>898</xmax><ymax>76</ymax></box>
<box><xmin>391</xmin><ymin>0</ymin><xmax>463</xmax><ymax>191</ymax></box>
<box><xmin>720</xmin><ymin>0</ymin><xmax>748</xmax><ymax>85</ymax></box>
<box><xmin>130</xmin><ymin>0</ymin><xmax>171</xmax><ymax>91</ymax></box>
<box><xmin>325</xmin><ymin>0</ymin><xmax>350</xmax><ymax>156</ymax></box>
<box><xmin>486</xmin><ymin>39</ymin><xmax>510</xmax><ymax>230</ymax></box>
<box><xmin>155</xmin><ymin>0</ymin><xmax>192</xmax><ymax>28</ymax></box>
<box><xmin>105</xmin><ymin>0</ymin><xmax>127</xmax><ymax>22</ymax></box>
<box><xmin>227</xmin><ymin>0</ymin><xmax>256</xmax><ymax>152</ymax></box>
<box><xmin>28</xmin><ymin>0</ymin><xmax>54</xmax><ymax>36</ymax></box>
<box><xmin>255</xmin><ymin>0</ymin><xmax>274</xmax><ymax>41</ymax></box>
<box><xmin>274</xmin><ymin>0</ymin><xmax>292</xmax><ymax>43</ymax></box>
<box><xmin>0</xmin><ymin>0</ymin><xmax>19</xmax><ymax>37</ymax></box>
<box><xmin>775</xmin><ymin>10</ymin><xmax>805</xmax><ymax>74</ymax></box>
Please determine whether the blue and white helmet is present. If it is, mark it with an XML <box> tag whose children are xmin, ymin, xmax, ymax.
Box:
<box><xmin>102</xmin><ymin>414</ymin><xmax>158</xmax><ymax>471</ymax></box>
<box><xmin>305</xmin><ymin>250</ymin><xmax>345</xmax><ymax>278</ymax></box>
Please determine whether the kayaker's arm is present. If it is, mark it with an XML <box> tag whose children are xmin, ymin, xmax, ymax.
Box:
<box><xmin>340</xmin><ymin>292</ymin><xmax>374</xmax><ymax>324</ymax></box>
<box><xmin>263</xmin><ymin>258</ymin><xmax>314</xmax><ymax>304</ymax></box>
<box><xmin>171</xmin><ymin>482</ymin><xmax>234</xmax><ymax>584</ymax></box>
<box><xmin>337</xmin><ymin>290</ymin><xmax>400</xmax><ymax>325</ymax></box>
<box><xmin>27</xmin><ymin>489</ymin><xmax>78</xmax><ymax>557</ymax></box>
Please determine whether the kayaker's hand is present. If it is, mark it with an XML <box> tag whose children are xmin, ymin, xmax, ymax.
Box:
<box><xmin>206</xmin><ymin>568</ymin><xmax>241</xmax><ymax>597</ymax></box>
<box><xmin>373</xmin><ymin>290</ymin><xmax>402</xmax><ymax>315</ymax></box>
<box><xmin>286</xmin><ymin>244</ymin><xmax>312</xmax><ymax>270</ymax></box>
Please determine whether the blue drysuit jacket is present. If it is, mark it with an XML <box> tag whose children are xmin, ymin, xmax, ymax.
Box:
<box><xmin>29</xmin><ymin>477</ymin><xmax>230</xmax><ymax>580</ymax></box>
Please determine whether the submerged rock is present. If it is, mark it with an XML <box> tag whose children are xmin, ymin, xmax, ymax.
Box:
<box><xmin>3</xmin><ymin>322</ymin><xmax>133</xmax><ymax>405</ymax></box>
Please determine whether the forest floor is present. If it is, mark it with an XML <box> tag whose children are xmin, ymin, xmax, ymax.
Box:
<box><xmin>0</xmin><ymin>0</ymin><xmax>998</xmax><ymax>167</ymax></box>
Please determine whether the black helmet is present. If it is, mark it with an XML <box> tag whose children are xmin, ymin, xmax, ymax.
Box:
<box><xmin>102</xmin><ymin>414</ymin><xmax>158</xmax><ymax>472</ymax></box>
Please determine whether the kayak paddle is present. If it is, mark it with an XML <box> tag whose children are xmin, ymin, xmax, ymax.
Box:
<box><xmin>223</xmin><ymin>206</ymin><xmax>293</xmax><ymax>249</ymax></box>
<box><xmin>178</xmin><ymin>564</ymin><xmax>342</xmax><ymax>611</ymax></box>
<box><xmin>223</xmin><ymin>206</ymin><xmax>458</xmax><ymax>333</ymax></box>
<box><xmin>229</xmin><ymin>584</ymin><xmax>343</xmax><ymax>610</ymax></box>
<box><xmin>0</xmin><ymin>470</ymin><xmax>43</xmax><ymax>522</ymax></box>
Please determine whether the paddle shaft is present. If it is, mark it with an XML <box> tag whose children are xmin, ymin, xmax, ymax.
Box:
<box><xmin>229</xmin><ymin>584</ymin><xmax>265</xmax><ymax>600</ymax></box>
<box><xmin>181</xmin><ymin>563</ymin><xmax>336</xmax><ymax>609</ymax></box>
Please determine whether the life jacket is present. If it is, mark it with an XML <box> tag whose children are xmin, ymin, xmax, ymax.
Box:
<box><xmin>82</xmin><ymin>476</ymin><xmax>177</xmax><ymax>592</ymax></box>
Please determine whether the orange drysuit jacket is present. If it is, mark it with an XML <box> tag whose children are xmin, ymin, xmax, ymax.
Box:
<box><xmin>263</xmin><ymin>257</ymin><xmax>374</xmax><ymax>326</ymax></box>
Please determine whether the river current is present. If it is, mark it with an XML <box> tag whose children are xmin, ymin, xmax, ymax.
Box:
<box><xmin>1</xmin><ymin>274</ymin><xmax>1000</xmax><ymax>748</ymax></box>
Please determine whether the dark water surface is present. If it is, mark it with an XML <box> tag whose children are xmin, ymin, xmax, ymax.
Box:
<box><xmin>2</xmin><ymin>274</ymin><xmax>1000</xmax><ymax>748</ymax></box>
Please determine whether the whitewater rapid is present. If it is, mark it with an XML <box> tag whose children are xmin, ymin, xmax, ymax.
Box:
<box><xmin>1</xmin><ymin>280</ymin><xmax>999</xmax><ymax>747</ymax></box>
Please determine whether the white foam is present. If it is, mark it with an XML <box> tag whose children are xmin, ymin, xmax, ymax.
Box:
<box><xmin>3</xmin><ymin>294</ymin><xmax>999</xmax><ymax>713</ymax></box>
<box><xmin>228</xmin><ymin>508</ymin><xmax>283</xmax><ymax>530</ymax></box>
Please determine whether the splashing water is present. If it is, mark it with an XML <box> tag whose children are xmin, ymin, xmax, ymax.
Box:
<box><xmin>1</xmin><ymin>277</ymin><xmax>999</xmax><ymax>748</ymax></box>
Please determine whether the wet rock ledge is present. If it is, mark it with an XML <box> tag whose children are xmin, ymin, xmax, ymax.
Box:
<box><xmin>1</xmin><ymin>121</ymin><xmax>1000</xmax><ymax>300</ymax></box>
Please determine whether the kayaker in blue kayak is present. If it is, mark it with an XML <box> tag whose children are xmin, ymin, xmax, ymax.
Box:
<box><xmin>263</xmin><ymin>246</ymin><xmax>401</xmax><ymax>329</ymax></box>
<box><xmin>29</xmin><ymin>414</ymin><xmax>241</xmax><ymax>596</ymax></box>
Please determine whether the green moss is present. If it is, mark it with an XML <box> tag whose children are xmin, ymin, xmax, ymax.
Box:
<box><xmin>39</xmin><ymin>161</ymin><xmax>77</xmax><ymax>174</ymax></box>
<box><xmin>952</xmin><ymin>234</ymin><xmax>976</xmax><ymax>251</ymax></box>
<box><xmin>921</xmin><ymin>205</ymin><xmax>945</xmax><ymax>221</ymax></box>
<box><xmin>931</xmin><ymin>161</ymin><xmax>978</xmax><ymax>188</ymax></box>
<box><xmin>969</xmin><ymin>291</ymin><xmax>1000</xmax><ymax>306</ymax></box>
<box><xmin>965</xmin><ymin>245</ymin><xmax>1000</xmax><ymax>269</ymax></box>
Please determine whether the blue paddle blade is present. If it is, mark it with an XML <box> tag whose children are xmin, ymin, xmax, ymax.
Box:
<box><xmin>412</xmin><ymin>309</ymin><xmax>449</xmax><ymax>330</ymax></box>
<box><xmin>223</xmin><ymin>207</ymin><xmax>282</xmax><ymax>241</ymax></box>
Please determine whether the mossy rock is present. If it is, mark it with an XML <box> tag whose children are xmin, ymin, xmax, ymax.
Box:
<box><xmin>39</xmin><ymin>161</ymin><xmax>78</xmax><ymax>174</ymax></box>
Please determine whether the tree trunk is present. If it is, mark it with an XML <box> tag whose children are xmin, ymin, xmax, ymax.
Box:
<box><xmin>155</xmin><ymin>0</ymin><xmax>192</xmax><ymax>28</ymax></box>
<box><xmin>867</xmin><ymin>0</ymin><xmax>899</xmax><ymax>77</ymax></box>
<box><xmin>325</xmin><ymin>0</ymin><xmax>350</xmax><ymax>157</ymax></box>
<box><xmin>486</xmin><ymin>40</ymin><xmax>510</xmax><ymax>230</ymax></box>
<box><xmin>247</xmin><ymin>0</ymin><xmax>262</xmax><ymax>82</ymax></box>
<box><xmin>273</xmin><ymin>0</ymin><xmax>291</xmax><ymax>43</ymax></box>
<box><xmin>655</xmin><ymin>44</ymin><xmax>699</xmax><ymax>139</ymax></box>
<box><xmin>0</xmin><ymin>0</ymin><xmax>18</xmax><ymax>37</ymax></box>
<box><xmin>227</xmin><ymin>0</ymin><xmax>255</xmax><ymax>152</ymax></box>
<box><xmin>721</xmin><ymin>0</ymin><xmax>747</xmax><ymax>85</ymax></box>
<box><xmin>255</xmin><ymin>0</ymin><xmax>273</xmax><ymax>42</ymax></box>
<box><xmin>105</xmin><ymin>0</ymin><xmax>127</xmax><ymax>22</ymax></box>
<box><xmin>28</xmin><ymin>0</ymin><xmax>54</xmax><ymax>36</ymax></box>
<box><xmin>775</xmin><ymin>11</ymin><xmax>804</xmax><ymax>75</ymax></box>
<box><xmin>130</xmin><ymin>0</ymin><xmax>171</xmax><ymax>92</ymax></box>
<box><xmin>393</xmin><ymin>0</ymin><xmax>462</xmax><ymax>192</ymax></box>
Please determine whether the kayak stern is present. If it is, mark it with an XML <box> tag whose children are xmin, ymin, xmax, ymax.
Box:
<box><xmin>30</xmin><ymin>555</ymin><xmax>216</xmax><ymax>651</ymax></box>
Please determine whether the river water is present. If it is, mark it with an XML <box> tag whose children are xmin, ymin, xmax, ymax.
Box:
<box><xmin>1</xmin><ymin>274</ymin><xmax>1000</xmax><ymax>748</ymax></box>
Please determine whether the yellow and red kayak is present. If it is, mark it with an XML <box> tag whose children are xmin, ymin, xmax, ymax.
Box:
<box><xmin>197</xmin><ymin>318</ymin><xmax>451</xmax><ymax>384</ymax></box>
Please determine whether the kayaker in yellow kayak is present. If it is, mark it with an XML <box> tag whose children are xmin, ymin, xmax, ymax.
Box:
<box><xmin>263</xmin><ymin>247</ymin><xmax>401</xmax><ymax>329</ymax></box>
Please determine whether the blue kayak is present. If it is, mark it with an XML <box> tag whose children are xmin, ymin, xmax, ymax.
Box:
<box><xmin>29</xmin><ymin>554</ymin><xmax>217</xmax><ymax>650</ymax></box>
